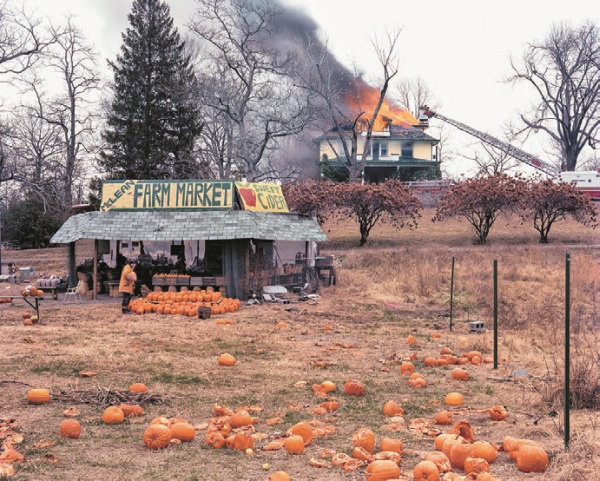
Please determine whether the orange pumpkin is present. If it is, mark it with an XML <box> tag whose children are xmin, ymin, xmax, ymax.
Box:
<box><xmin>383</xmin><ymin>400</ymin><xmax>404</xmax><ymax>417</ymax></box>
<box><xmin>448</xmin><ymin>420</ymin><xmax>475</xmax><ymax>442</ymax></box>
<box><xmin>352</xmin><ymin>428</ymin><xmax>376</xmax><ymax>453</ymax></box>
<box><xmin>204</xmin><ymin>431</ymin><xmax>226</xmax><ymax>449</ymax></box>
<box><xmin>283</xmin><ymin>434</ymin><xmax>305</xmax><ymax>454</ymax></box>
<box><xmin>289</xmin><ymin>421</ymin><xmax>313</xmax><ymax>445</ymax></box>
<box><xmin>320</xmin><ymin>380</ymin><xmax>336</xmax><ymax>393</ymax></box>
<box><xmin>143</xmin><ymin>423</ymin><xmax>172</xmax><ymax>450</ymax></box>
<box><xmin>118</xmin><ymin>404</ymin><xmax>145</xmax><ymax>417</ymax></box>
<box><xmin>344</xmin><ymin>379</ymin><xmax>365</xmax><ymax>396</ymax></box>
<box><xmin>129</xmin><ymin>383</ymin><xmax>148</xmax><ymax>393</ymax></box>
<box><xmin>449</xmin><ymin>442</ymin><xmax>475</xmax><ymax>470</ymax></box>
<box><xmin>27</xmin><ymin>388</ymin><xmax>51</xmax><ymax>404</ymax></box>
<box><xmin>516</xmin><ymin>444</ymin><xmax>548</xmax><ymax>472</ymax></box>
<box><xmin>227</xmin><ymin>432</ymin><xmax>254</xmax><ymax>451</ymax></box>
<box><xmin>405</xmin><ymin>335</ymin><xmax>417</xmax><ymax>345</ymax></box>
<box><xmin>434</xmin><ymin>410</ymin><xmax>453</xmax><ymax>425</ymax></box>
<box><xmin>424</xmin><ymin>450</ymin><xmax>451</xmax><ymax>473</ymax></box>
<box><xmin>229</xmin><ymin>410</ymin><xmax>255</xmax><ymax>428</ymax></box>
<box><xmin>444</xmin><ymin>392</ymin><xmax>464</xmax><ymax>406</ymax></box>
<box><xmin>267</xmin><ymin>472</ymin><xmax>291</xmax><ymax>481</ymax></box>
<box><xmin>488</xmin><ymin>405</ymin><xmax>508</xmax><ymax>421</ymax></box>
<box><xmin>451</xmin><ymin>368</ymin><xmax>470</xmax><ymax>381</ymax></box>
<box><xmin>365</xmin><ymin>459</ymin><xmax>401</xmax><ymax>481</ymax></box>
<box><xmin>218</xmin><ymin>353</ymin><xmax>236</xmax><ymax>366</ymax></box>
<box><xmin>413</xmin><ymin>460</ymin><xmax>440</xmax><ymax>481</ymax></box>
<box><xmin>379</xmin><ymin>437</ymin><xmax>403</xmax><ymax>454</ymax></box>
<box><xmin>464</xmin><ymin>457</ymin><xmax>491</xmax><ymax>475</ymax></box>
<box><xmin>472</xmin><ymin>441</ymin><xmax>497</xmax><ymax>463</ymax></box>
<box><xmin>59</xmin><ymin>419</ymin><xmax>82</xmax><ymax>439</ymax></box>
<box><xmin>400</xmin><ymin>361</ymin><xmax>415</xmax><ymax>376</ymax></box>
<box><xmin>435</xmin><ymin>433</ymin><xmax>460</xmax><ymax>451</ymax></box>
<box><xmin>171</xmin><ymin>422</ymin><xmax>196</xmax><ymax>442</ymax></box>
<box><xmin>101</xmin><ymin>406</ymin><xmax>125</xmax><ymax>424</ymax></box>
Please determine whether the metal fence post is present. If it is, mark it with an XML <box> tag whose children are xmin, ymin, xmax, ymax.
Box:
<box><xmin>449</xmin><ymin>256</ymin><xmax>455</xmax><ymax>331</ymax></box>
<box><xmin>564</xmin><ymin>252</ymin><xmax>571</xmax><ymax>450</ymax></box>
<box><xmin>493</xmin><ymin>259</ymin><xmax>498</xmax><ymax>369</ymax></box>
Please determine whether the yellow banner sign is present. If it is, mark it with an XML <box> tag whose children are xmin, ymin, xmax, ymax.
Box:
<box><xmin>235</xmin><ymin>182</ymin><xmax>289</xmax><ymax>212</ymax></box>
<box><xmin>100</xmin><ymin>180</ymin><xmax>235</xmax><ymax>211</ymax></box>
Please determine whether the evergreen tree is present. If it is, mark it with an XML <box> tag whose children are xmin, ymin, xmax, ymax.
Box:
<box><xmin>99</xmin><ymin>0</ymin><xmax>202</xmax><ymax>180</ymax></box>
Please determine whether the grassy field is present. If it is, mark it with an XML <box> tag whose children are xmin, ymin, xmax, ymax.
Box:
<box><xmin>0</xmin><ymin>210</ymin><xmax>598</xmax><ymax>480</ymax></box>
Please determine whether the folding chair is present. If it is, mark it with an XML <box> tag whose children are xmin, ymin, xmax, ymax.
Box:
<box><xmin>63</xmin><ymin>281</ymin><xmax>84</xmax><ymax>304</ymax></box>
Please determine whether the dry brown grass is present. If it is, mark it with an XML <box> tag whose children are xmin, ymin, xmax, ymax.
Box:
<box><xmin>0</xmin><ymin>209</ymin><xmax>598</xmax><ymax>480</ymax></box>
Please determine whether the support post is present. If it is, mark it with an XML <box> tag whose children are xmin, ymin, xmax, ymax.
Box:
<box><xmin>93</xmin><ymin>239</ymin><xmax>98</xmax><ymax>300</ymax></box>
<box><xmin>68</xmin><ymin>242</ymin><xmax>76</xmax><ymax>287</ymax></box>
<box><xmin>449</xmin><ymin>256</ymin><xmax>455</xmax><ymax>331</ymax></box>
<box><xmin>493</xmin><ymin>259</ymin><xmax>498</xmax><ymax>369</ymax></box>
<box><xmin>564</xmin><ymin>252</ymin><xmax>571</xmax><ymax>450</ymax></box>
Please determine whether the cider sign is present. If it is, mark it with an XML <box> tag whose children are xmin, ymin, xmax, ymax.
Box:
<box><xmin>235</xmin><ymin>182</ymin><xmax>289</xmax><ymax>212</ymax></box>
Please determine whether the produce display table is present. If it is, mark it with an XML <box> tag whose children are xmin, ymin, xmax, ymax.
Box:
<box><xmin>37</xmin><ymin>286</ymin><xmax>59</xmax><ymax>300</ymax></box>
<box><xmin>0</xmin><ymin>295</ymin><xmax>42</xmax><ymax>318</ymax></box>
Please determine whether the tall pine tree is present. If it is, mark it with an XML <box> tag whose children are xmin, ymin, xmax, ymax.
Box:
<box><xmin>100</xmin><ymin>0</ymin><xmax>202</xmax><ymax>180</ymax></box>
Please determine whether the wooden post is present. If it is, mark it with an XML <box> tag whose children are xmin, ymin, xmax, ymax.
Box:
<box><xmin>449</xmin><ymin>256</ymin><xmax>455</xmax><ymax>331</ymax></box>
<box><xmin>564</xmin><ymin>252</ymin><xmax>571</xmax><ymax>450</ymax></box>
<box><xmin>493</xmin><ymin>259</ymin><xmax>498</xmax><ymax>369</ymax></box>
<box><xmin>68</xmin><ymin>242</ymin><xmax>76</xmax><ymax>287</ymax></box>
<box><xmin>93</xmin><ymin>239</ymin><xmax>98</xmax><ymax>300</ymax></box>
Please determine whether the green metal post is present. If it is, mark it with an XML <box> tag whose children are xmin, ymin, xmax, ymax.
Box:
<box><xmin>449</xmin><ymin>256</ymin><xmax>455</xmax><ymax>331</ymax></box>
<box><xmin>564</xmin><ymin>252</ymin><xmax>570</xmax><ymax>450</ymax></box>
<box><xmin>493</xmin><ymin>259</ymin><xmax>498</xmax><ymax>369</ymax></box>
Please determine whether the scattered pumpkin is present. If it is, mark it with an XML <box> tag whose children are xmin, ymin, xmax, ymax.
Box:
<box><xmin>424</xmin><ymin>451</ymin><xmax>452</xmax><ymax>473</ymax></box>
<box><xmin>451</xmin><ymin>368</ymin><xmax>470</xmax><ymax>381</ymax></box>
<box><xmin>344</xmin><ymin>379</ymin><xmax>365</xmax><ymax>396</ymax></box>
<box><xmin>218</xmin><ymin>353</ymin><xmax>236</xmax><ymax>366</ymax></box>
<box><xmin>267</xmin><ymin>472</ymin><xmax>291</xmax><ymax>481</ymax></box>
<box><xmin>129</xmin><ymin>383</ymin><xmax>148</xmax><ymax>393</ymax></box>
<box><xmin>283</xmin><ymin>434</ymin><xmax>305</xmax><ymax>454</ymax></box>
<box><xmin>449</xmin><ymin>442</ymin><xmax>475</xmax><ymax>470</ymax></box>
<box><xmin>320</xmin><ymin>380</ymin><xmax>336</xmax><ymax>393</ymax></box>
<box><xmin>383</xmin><ymin>400</ymin><xmax>405</xmax><ymax>417</ymax></box>
<box><xmin>434</xmin><ymin>410</ymin><xmax>453</xmax><ymax>425</ymax></box>
<box><xmin>118</xmin><ymin>404</ymin><xmax>145</xmax><ymax>417</ymax></box>
<box><xmin>352</xmin><ymin>428</ymin><xmax>376</xmax><ymax>453</ymax></box>
<box><xmin>444</xmin><ymin>392</ymin><xmax>464</xmax><ymax>406</ymax></box>
<box><xmin>205</xmin><ymin>431</ymin><xmax>226</xmax><ymax>449</ymax></box>
<box><xmin>449</xmin><ymin>420</ymin><xmax>475</xmax><ymax>442</ymax></box>
<box><xmin>464</xmin><ymin>457</ymin><xmax>491</xmax><ymax>475</ymax></box>
<box><xmin>171</xmin><ymin>422</ymin><xmax>195</xmax><ymax>442</ymax></box>
<box><xmin>405</xmin><ymin>335</ymin><xmax>417</xmax><ymax>345</ymax></box>
<box><xmin>27</xmin><ymin>388</ymin><xmax>51</xmax><ymax>404</ymax></box>
<box><xmin>365</xmin><ymin>459</ymin><xmax>401</xmax><ymax>481</ymax></box>
<box><xmin>227</xmin><ymin>432</ymin><xmax>254</xmax><ymax>451</ymax></box>
<box><xmin>143</xmin><ymin>423</ymin><xmax>172</xmax><ymax>450</ymax></box>
<box><xmin>488</xmin><ymin>405</ymin><xmax>508</xmax><ymax>421</ymax></box>
<box><xmin>515</xmin><ymin>444</ymin><xmax>548</xmax><ymax>472</ymax></box>
<box><xmin>288</xmin><ymin>421</ymin><xmax>313</xmax><ymax>445</ymax></box>
<box><xmin>59</xmin><ymin>419</ymin><xmax>82</xmax><ymax>439</ymax></box>
<box><xmin>472</xmin><ymin>441</ymin><xmax>497</xmax><ymax>463</ymax></box>
<box><xmin>379</xmin><ymin>437</ymin><xmax>403</xmax><ymax>454</ymax></box>
<box><xmin>101</xmin><ymin>406</ymin><xmax>125</xmax><ymax>424</ymax></box>
<box><xmin>229</xmin><ymin>410</ymin><xmax>256</xmax><ymax>428</ymax></box>
<box><xmin>413</xmin><ymin>460</ymin><xmax>440</xmax><ymax>481</ymax></box>
<box><xmin>399</xmin><ymin>361</ymin><xmax>415</xmax><ymax>376</ymax></box>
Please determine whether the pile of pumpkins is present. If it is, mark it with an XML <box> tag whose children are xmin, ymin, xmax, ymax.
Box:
<box><xmin>127</xmin><ymin>289</ymin><xmax>241</xmax><ymax>316</ymax></box>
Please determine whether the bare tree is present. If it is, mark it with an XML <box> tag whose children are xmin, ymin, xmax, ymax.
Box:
<box><xmin>305</xmin><ymin>29</ymin><xmax>402</xmax><ymax>183</ymax></box>
<box><xmin>508</xmin><ymin>21</ymin><xmax>599</xmax><ymax>171</ymax></box>
<box><xmin>20</xmin><ymin>19</ymin><xmax>99</xmax><ymax>207</ymax></box>
<box><xmin>466</xmin><ymin>135</ymin><xmax>523</xmax><ymax>176</ymax></box>
<box><xmin>395</xmin><ymin>76</ymin><xmax>437</xmax><ymax>119</ymax></box>
<box><xmin>189</xmin><ymin>0</ymin><xmax>316</xmax><ymax>181</ymax></box>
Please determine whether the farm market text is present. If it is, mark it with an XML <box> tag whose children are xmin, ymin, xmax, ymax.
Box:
<box><xmin>101</xmin><ymin>180</ymin><xmax>234</xmax><ymax>211</ymax></box>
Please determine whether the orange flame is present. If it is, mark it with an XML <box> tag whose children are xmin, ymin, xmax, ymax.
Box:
<box><xmin>345</xmin><ymin>80</ymin><xmax>418</xmax><ymax>130</ymax></box>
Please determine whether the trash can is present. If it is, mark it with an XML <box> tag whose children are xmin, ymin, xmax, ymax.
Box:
<box><xmin>19</xmin><ymin>267</ymin><xmax>35</xmax><ymax>282</ymax></box>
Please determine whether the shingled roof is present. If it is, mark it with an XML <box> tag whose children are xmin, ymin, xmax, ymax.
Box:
<box><xmin>50</xmin><ymin>210</ymin><xmax>327</xmax><ymax>244</ymax></box>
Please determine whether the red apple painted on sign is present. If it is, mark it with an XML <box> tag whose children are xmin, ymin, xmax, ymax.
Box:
<box><xmin>238</xmin><ymin>188</ymin><xmax>257</xmax><ymax>207</ymax></box>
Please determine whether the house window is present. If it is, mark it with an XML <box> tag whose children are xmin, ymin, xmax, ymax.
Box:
<box><xmin>402</xmin><ymin>142</ymin><xmax>413</xmax><ymax>158</ymax></box>
<box><xmin>369</xmin><ymin>141</ymin><xmax>388</xmax><ymax>159</ymax></box>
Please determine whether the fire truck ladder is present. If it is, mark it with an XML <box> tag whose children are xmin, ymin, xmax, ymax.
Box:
<box><xmin>420</xmin><ymin>106</ymin><xmax>558</xmax><ymax>177</ymax></box>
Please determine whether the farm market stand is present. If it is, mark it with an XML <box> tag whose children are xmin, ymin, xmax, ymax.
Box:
<box><xmin>50</xmin><ymin>180</ymin><xmax>327</xmax><ymax>301</ymax></box>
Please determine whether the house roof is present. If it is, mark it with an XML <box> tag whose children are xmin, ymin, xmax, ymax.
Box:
<box><xmin>318</xmin><ymin>124</ymin><xmax>439</xmax><ymax>143</ymax></box>
<box><xmin>50</xmin><ymin>210</ymin><xmax>327</xmax><ymax>244</ymax></box>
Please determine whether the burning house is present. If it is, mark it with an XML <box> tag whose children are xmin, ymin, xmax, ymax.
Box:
<box><xmin>317</xmin><ymin>83</ymin><xmax>440</xmax><ymax>183</ymax></box>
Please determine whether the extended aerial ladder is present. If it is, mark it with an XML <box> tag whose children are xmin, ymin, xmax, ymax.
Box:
<box><xmin>419</xmin><ymin>106</ymin><xmax>558</xmax><ymax>176</ymax></box>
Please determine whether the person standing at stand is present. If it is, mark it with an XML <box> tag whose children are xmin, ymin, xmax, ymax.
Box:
<box><xmin>119</xmin><ymin>257</ymin><xmax>138</xmax><ymax>314</ymax></box>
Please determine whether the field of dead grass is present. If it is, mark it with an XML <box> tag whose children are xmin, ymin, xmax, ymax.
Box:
<box><xmin>0</xmin><ymin>209</ymin><xmax>598</xmax><ymax>480</ymax></box>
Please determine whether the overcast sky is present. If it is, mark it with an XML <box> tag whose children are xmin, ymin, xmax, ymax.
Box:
<box><xmin>21</xmin><ymin>0</ymin><xmax>599</xmax><ymax>176</ymax></box>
